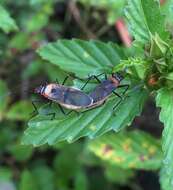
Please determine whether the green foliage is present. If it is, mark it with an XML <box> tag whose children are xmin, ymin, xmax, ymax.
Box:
<box><xmin>22</xmin><ymin>86</ymin><xmax>147</xmax><ymax>145</ymax></box>
<box><xmin>0</xmin><ymin>5</ymin><xmax>18</xmax><ymax>33</ymax></box>
<box><xmin>156</xmin><ymin>88</ymin><xmax>173</xmax><ymax>190</ymax></box>
<box><xmin>21</xmin><ymin>39</ymin><xmax>148</xmax><ymax>145</ymax></box>
<box><xmin>9</xmin><ymin>144</ymin><xmax>33</xmax><ymax>161</ymax></box>
<box><xmin>0</xmin><ymin>167</ymin><xmax>13</xmax><ymax>181</ymax></box>
<box><xmin>88</xmin><ymin>130</ymin><xmax>162</xmax><ymax>170</ymax></box>
<box><xmin>0</xmin><ymin>80</ymin><xmax>9</xmax><ymax>119</ymax></box>
<box><xmin>6</xmin><ymin>101</ymin><xmax>33</xmax><ymax>121</ymax></box>
<box><xmin>78</xmin><ymin>0</ymin><xmax>125</xmax><ymax>24</ymax></box>
<box><xmin>26</xmin><ymin>2</ymin><xmax>53</xmax><ymax>32</ymax></box>
<box><xmin>19</xmin><ymin>170</ymin><xmax>38</xmax><ymax>190</ymax></box>
<box><xmin>31</xmin><ymin>166</ymin><xmax>55</xmax><ymax>190</ymax></box>
<box><xmin>161</xmin><ymin>0</ymin><xmax>173</xmax><ymax>28</ymax></box>
<box><xmin>37</xmin><ymin>39</ymin><xmax>128</xmax><ymax>77</ymax></box>
<box><xmin>2</xmin><ymin>0</ymin><xmax>173</xmax><ymax>189</ymax></box>
<box><xmin>125</xmin><ymin>0</ymin><xmax>168</xmax><ymax>45</ymax></box>
<box><xmin>104</xmin><ymin>164</ymin><xmax>135</xmax><ymax>185</ymax></box>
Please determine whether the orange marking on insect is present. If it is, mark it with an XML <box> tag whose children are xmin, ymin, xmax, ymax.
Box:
<box><xmin>109</xmin><ymin>77</ymin><xmax>120</xmax><ymax>87</ymax></box>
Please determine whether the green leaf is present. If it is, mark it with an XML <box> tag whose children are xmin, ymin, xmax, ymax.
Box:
<box><xmin>125</xmin><ymin>0</ymin><xmax>168</xmax><ymax>45</ymax></box>
<box><xmin>75</xmin><ymin>170</ymin><xmax>88</xmax><ymax>190</ymax></box>
<box><xmin>9</xmin><ymin>33</ymin><xmax>30</xmax><ymax>50</ymax></box>
<box><xmin>0</xmin><ymin>80</ymin><xmax>9</xmax><ymax>120</ymax></box>
<box><xmin>37</xmin><ymin>39</ymin><xmax>127</xmax><ymax>77</ymax></box>
<box><xmin>26</xmin><ymin>3</ymin><xmax>53</xmax><ymax>32</ymax></box>
<box><xmin>9</xmin><ymin>144</ymin><xmax>33</xmax><ymax>161</ymax></box>
<box><xmin>29</xmin><ymin>0</ymin><xmax>50</xmax><ymax>5</ymax></box>
<box><xmin>113</xmin><ymin>57</ymin><xmax>148</xmax><ymax>80</ymax></box>
<box><xmin>0</xmin><ymin>167</ymin><xmax>13</xmax><ymax>181</ymax></box>
<box><xmin>22</xmin><ymin>87</ymin><xmax>147</xmax><ymax>145</ymax></box>
<box><xmin>88</xmin><ymin>130</ymin><xmax>162</xmax><ymax>170</ymax></box>
<box><xmin>104</xmin><ymin>165</ymin><xmax>134</xmax><ymax>185</ymax></box>
<box><xmin>53</xmin><ymin>143</ymin><xmax>83</xmax><ymax>188</ymax></box>
<box><xmin>0</xmin><ymin>167</ymin><xmax>15</xmax><ymax>190</ymax></box>
<box><xmin>19</xmin><ymin>170</ymin><xmax>38</xmax><ymax>190</ymax></box>
<box><xmin>0</xmin><ymin>5</ymin><xmax>18</xmax><ymax>33</ymax></box>
<box><xmin>156</xmin><ymin>88</ymin><xmax>173</xmax><ymax>190</ymax></box>
<box><xmin>165</xmin><ymin>72</ymin><xmax>173</xmax><ymax>81</ymax></box>
<box><xmin>78</xmin><ymin>0</ymin><xmax>125</xmax><ymax>24</ymax></box>
<box><xmin>6</xmin><ymin>101</ymin><xmax>33</xmax><ymax>121</ymax></box>
<box><xmin>32</xmin><ymin>166</ymin><xmax>55</xmax><ymax>190</ymax></box>
<box><xmin>161</xmin><ymin>0</ymin><xmax>173</xmax><ymax>27</ymax></box>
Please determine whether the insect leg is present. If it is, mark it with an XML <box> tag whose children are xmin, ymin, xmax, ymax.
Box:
<box><xmin>58</xmin><ymin>104</ymin><xmax>75</xmax><ymax>116</ymax></box>
<box><xmin>91</xmin><ymin>75</ymin><xmax>102</xmax><ymax>83</ymax></box>
<box><xmin>55</xmin><ymin>78</ymin><xmax>59</xmax><ymax>84</ymax></box>
<box><xmin>58</xmin><ymin>104</ymin><xmax>67</xmax><ymax>115</ymax></box>
<box><xmin>78</xmin><ymin>73</ymin><xmax>107</xmax><ymax>91</ymax></box>
<box><xmin>62</xmin><ymin>76</ymin><xmax>69</xmax><ymax>85</ymax></box>
<box><xmin>30</xmin><ymin>100</ymin><xmax>43</xmax><ymax>118</ymax></box>
<box><xmin>117</xmin><ymin>84</ymin><xmax>129</xmax><ymax>95</ymax></box>
<box><xmin>112</xmin><ymin>92</ymin><xmax>123</xmax><ymax>113</ymax></box>
<box><xmin>82</xmin><ymin>73</ymin><xmax>106</xmax><ymax>90</ymax></box>
<box><xmin>80</xmin><ymin>76</ymin><xmax>93</xmax><ymax>90</ymax></box>
<box><xmin>104</xmin><ymin>74</ymin><xmax>107</xmax><ymax>80</ymax></box>
<box><xmin>45</xmin><ymin>112</ymin><xmax>56</xmax><ymax>120</ymax></box>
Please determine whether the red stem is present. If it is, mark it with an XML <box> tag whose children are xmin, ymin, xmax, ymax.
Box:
<box><xmin>115</xmin><ymin>19</ymin><xmax>132</xmax><ymax>47</ymax></box>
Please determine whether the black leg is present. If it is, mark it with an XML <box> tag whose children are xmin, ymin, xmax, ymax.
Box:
<box><xmin>81</xmin><ymin>73</ymin><xmax>106</xmax><ymax>90</ymax></box>
<box><xmin>30</xmin><ymin>100</ymin><xmax>43</xmax><ymax>116</ymax></box>
<box><xmin>104</xmin><ymin>74</ymin><xmax>107</xmax><ymax>80</ymax></box>
<box><xmin>117</xmin><ymin>84</ymin><xmax>129</xmax><ymax>95</ymax></box>
<box><xmin>80</xmin><ymin>76</ymin><xmax>93</xmax><ymax>90</ymax></box>
<box><xmin>62</xmin><ymin>76</ymin><xmax>69</xmax><ymax>85</ymax></box>
<box><xmin>48</xmin><ymin>101</ymin><xmax>53</xmax><ymax>108</ymax></box>
<box><xmin>91</xmin><ymin>73</ymin><xmax>108</xmax><ymax>83</ymax></box>
<box><xmin>112</xmin><ymin>85</ymin><xmax>129</xmax><ymax>114</ymax></box>
<box><xmin>55</xmin><ymin>78</ymin><xmax>59</xmax><ymax>84</ymax></box>
<box><xmin>46</xmin><ymin>112</ymin><xmax>56</xmax><ymax>120</ymax></box>
<box><xmin>112</xmin><ymin>91</ymin><xmax>123</xmax><ymax>112</ymax></box>
<box><xmin>113</xmin><ymin>98</ymin><xmax>122</xmax><ymax>111</ymax></box>
<box><xmin>58</xmin><ymin>104</ymin><xmax>66</xmax><ymax>115</ymax></box>
<box><xmin>58</xmin><ymin>104</ymin><xmax>74</xmax><ymax>116</ymax></box>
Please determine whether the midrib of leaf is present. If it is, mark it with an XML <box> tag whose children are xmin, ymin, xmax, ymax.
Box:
<box><xmin>156</xmin><ymin>88</ymin><xmax>173</xmax><ymax>190</ymax></box>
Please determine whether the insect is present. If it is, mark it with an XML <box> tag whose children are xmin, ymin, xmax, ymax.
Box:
<box><xmin>34</xmin><ymin>73</ymin><xmax>129</xmax><ymax>119</ymax></box>
<box><xmin>33</xmin><ymin>76</ymin><xmax>94</xmax><ymax>118</ymax></box>
<box><xmin>82</xmin><ymin>73</ymin><xmax>129</xmax><ymax>112</ymax></box>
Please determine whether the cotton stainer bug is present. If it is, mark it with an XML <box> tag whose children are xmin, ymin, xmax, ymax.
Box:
<box><xmin>33</xmin><ymin>76</ymin><xmax>94</xmax><ymax>118</ymax></box>
<box><xmin>81</xmin><ymin>73</ymin><xmax>129</xmax><ymax>112</ymax></box>
<box><xmin>34</xmin><ymin>73</ymin><xmax>129</xmax><ymax>118</ymax></box>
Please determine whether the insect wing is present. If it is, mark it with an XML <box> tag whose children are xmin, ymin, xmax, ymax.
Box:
<box><xmin>64</xmin><ymin>89</ymin><xmax>92</xmax><ymax>106</ymax></box>
<box><xmin>89</xmin><ymin>80</ymin><xmax>116</xmax><ymax>103</ymax></box>
<box><xmin>43</xmin><ymin>85</ymin><xmax>92</xmax><ymax>107</ymax></box>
